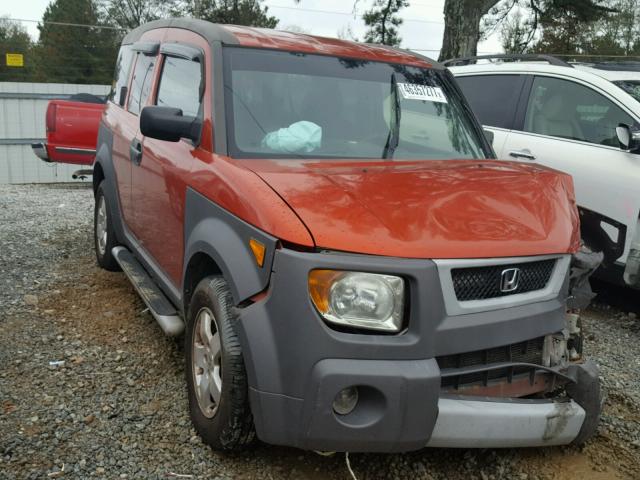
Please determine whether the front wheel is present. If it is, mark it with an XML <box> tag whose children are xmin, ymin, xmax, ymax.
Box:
<box><xmin>94</xmin><ymin>181</ymin><xmax>120</xmax><ymax>271</ymax></box>
<box><xmin>185</xmin><ymin>276</ymin><xmax>255</xmax><ymax>451</ymax></box>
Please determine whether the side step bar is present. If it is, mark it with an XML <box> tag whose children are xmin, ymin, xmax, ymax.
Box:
<box><xmin>112</xmin><ymin>246</ymin><xmax>184</xmax><ymax>336</ymax></box>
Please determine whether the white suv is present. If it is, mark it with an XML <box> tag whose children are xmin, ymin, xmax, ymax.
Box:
<box><xmin>447</xmin><ymin>54</ymin><xmax>640</xmax><ymax>289</ymax></box>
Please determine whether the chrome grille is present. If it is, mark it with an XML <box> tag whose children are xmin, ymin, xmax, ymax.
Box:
<box><xmin>451</xmin><ymin>259</ymin><xmax>556</xmax><ymax>301</ymax></box>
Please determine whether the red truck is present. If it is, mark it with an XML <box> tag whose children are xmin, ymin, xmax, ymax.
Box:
<box><xmin>31</xmin><ymin>93</ymin><xmax>105</xmax><ymax>168</ymax></box>
<box><xmin>89</xmin><ymin>19</ymin><xmax>600</xmax><ymax>453</ymax></box>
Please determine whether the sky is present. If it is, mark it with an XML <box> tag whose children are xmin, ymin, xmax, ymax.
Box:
<box><xmin>1</xmin><ymin>0</ymin><xmax>504</xmax><ymax>59</ymax></box>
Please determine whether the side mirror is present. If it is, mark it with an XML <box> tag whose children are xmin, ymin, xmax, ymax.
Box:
<box><xmin>616</xmin><ymin>123</ymin><xmax>640</xmax><ymax>152</ymax></box>
<box><xmin>484</xmin><ymin>129</ymin><xmax>494</xmax><ymax>145</ymax></box>
<box><xmin>140</xmin><ymin>106</ymin><xmax>201</xmax><ymax>143</ymax></box>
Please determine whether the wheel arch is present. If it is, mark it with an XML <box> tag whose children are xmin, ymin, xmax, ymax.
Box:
<box><xmin>92</xmin><ymin>161</ymin><xmax>105</xmax><ymax>195</ymax></box>
<box><xmin>183</xmin><ymin>251</ymin><xmax>224</xmax><ymax>315</ymax></box>
<box><xmin>182</xmin><ymin>187</ymin><xmax>278</xmax><ymax>309</ymax></box>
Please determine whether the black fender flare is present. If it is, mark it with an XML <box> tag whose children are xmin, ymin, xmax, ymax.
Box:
<box><xmin>93</xmin><ymin>123</ymin><xmax>126</xmax><ymax>244</ymax></box>
<box><xmin>183</xmin><ymin>187</ymin><xmax>277</xmax><ymax>305</ymax></box>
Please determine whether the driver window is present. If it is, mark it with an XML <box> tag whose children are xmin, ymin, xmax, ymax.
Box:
<box><xmin>524</xmin><ymin>76</ymin><xmax>635</xmax><ymax>147</ymax></box>
<box><xmin>156</xmin><ymin>56</ymin><xmax>203</xmax><ymax>117</ymax></box>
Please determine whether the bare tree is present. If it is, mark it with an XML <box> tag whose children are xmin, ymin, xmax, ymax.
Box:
<box><xmin>500</xmin><ymin>9</ymin><xmax>530</xmax><ymax>53</ymax></box>
<box><xmin>439</xmin><ymin>0</ymin><xmax>614</xmax><ymax>61</ymax></box>
<box><xmin>439</xmin><ymin>0</ymin><xmax>497</xmax><ymax>61</ymax></box>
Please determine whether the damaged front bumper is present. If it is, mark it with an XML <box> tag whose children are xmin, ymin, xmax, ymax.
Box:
<box><xmin>428</xmin><ymin>360</ymin><xmax>600</xmax><ymax>448</ymax></box>
<box><xmin>237</xmin><ymin>248</ymin><xmax>601</xmax><ymax>452</ymax></box>
<box><xmin>428</xmin><ymin>396</ymin><xmax>585</xmax><ymax>448</ymax></box>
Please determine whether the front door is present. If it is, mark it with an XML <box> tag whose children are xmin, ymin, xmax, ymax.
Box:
<box><xmin>132</xmin><ymin>51</ymin><xmax>205</xmax><ymax>286</ymax></box>
<box><xmin>455</xmin><ymin>73</ymin><xmax>528</xmax><ymax>156</ymax></box>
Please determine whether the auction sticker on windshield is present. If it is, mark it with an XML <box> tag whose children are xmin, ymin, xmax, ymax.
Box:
<box><xmin>398</xmin><ymin>83</ymin><xmax>448</xmax><ymax>103</ymax></box>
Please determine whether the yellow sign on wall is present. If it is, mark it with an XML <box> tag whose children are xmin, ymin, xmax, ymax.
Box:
<box><xmin>6</xmin><ymin>53</ymin><xmax>24</xmax><ymax>67</ymax></box>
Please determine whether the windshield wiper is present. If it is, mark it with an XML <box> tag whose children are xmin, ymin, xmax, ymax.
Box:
<box><xmin>382</xmin><ymin>72</ymin><xmax>401</xmax><ymax>159</ymax></box>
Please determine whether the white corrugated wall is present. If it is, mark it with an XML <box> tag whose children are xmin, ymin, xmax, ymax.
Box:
<box><xmin>0</xmin><ymin>82</ymin><xmax>110</xmax><ymax>184</ymax></box>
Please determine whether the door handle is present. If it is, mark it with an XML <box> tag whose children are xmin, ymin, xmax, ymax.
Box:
<box><xmin>129</xmin><ymin>139</ymin><xmax>143</xmax><ymax>166</ymax></box>
<box><xmin>509</xmin><ymin>149</ymin><xmax>536</xmax><ymax>160</ymax></box>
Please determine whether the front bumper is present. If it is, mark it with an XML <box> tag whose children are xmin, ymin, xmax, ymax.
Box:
<box><xmin>246</xmin><ymin>358</ymin><xmax>598</xmax><ymax>452</ymax></box>
<box><xmin>237</xmin><ymin>248</ymin><xmax>600</xmax><ymax>452</ymax></box>
<box><xmin>428</xmin><ymin>396</ymin><xmax>584</xmax><ymax>448</ymax></box>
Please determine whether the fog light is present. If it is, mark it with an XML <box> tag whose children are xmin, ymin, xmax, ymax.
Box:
<box><xmin>333</xmin><ymin>386</ymin><xmax>359</xmax><ymax>415</ymax></box>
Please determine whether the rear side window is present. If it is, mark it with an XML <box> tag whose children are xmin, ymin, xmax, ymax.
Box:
<box><xmin>524</xmin><ymin>76</ymin><xmax>636</xmax><ymax>147</ymax></box>
<box><xmin>156</xmin><ymin>56</ymin><xmax>202</xmax><ymax>117</ymax></box>
<box><xmin>110</xmin><ymin>46</ymin><xmax>134</xmax><ymax>107</ymax></box>
<box><xmin>456</xmin><ymin>75</ymin><xmax>524</xmax><ymax>129</ymax></box>
<box><xmin>128</xmin><ymin>53</ymin><xmax>156</xmax><ymax>116</ymax></box>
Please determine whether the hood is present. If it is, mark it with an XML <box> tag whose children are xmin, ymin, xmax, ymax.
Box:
<box><xmin>244</xmin><ymin>159</ymin><xmax>580</xmax><ymax>259</ymax></box>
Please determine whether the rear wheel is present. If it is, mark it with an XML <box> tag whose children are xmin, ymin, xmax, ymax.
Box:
<box><xmin>185</xmin><ymin>276</ymin><xmax>255</xmax><ymax>451</ymax></box>
<box><xmin>94</xmin><ymin>182</ymin><xmax>120</xmax><ymax>271</ymax></box>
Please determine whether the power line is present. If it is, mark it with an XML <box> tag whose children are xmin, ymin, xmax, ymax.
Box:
<box><xmin>3</xmin><ymin>17</ymin><xmax>123</xmax><ymax>30</ymax></box>
<box><xmin>267</xmin><ymin>4</ymin><xmax>445</xmax><ymax>25</ymax></box>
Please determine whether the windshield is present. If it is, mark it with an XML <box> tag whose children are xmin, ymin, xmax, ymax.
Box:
<box><xmin>614</xmin><ymin>80</ymin><xmax>640</xmax><ymax>102</ymax></box>
<box><xmin>222</xmin><ymin>48</ymin><xmax>488</xmax><ymax>160</ymax></box>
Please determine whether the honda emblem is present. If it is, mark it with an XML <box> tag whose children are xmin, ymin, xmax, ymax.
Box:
<box><xmin>500</xmin><ymin>268</ymin><xmax>520</xmax><ymax>293</ymax></box>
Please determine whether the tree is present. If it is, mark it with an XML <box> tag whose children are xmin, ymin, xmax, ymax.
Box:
<box><xmin>500</xmin><ymin>10</ymin><xmax>530</xmax><ymax>53</ymax></box>
<box><xmin>176</xmin><ymin>0</ymin><xmax>278</xmax><ymax>28</ymax></box>
<box><xmin>0</xmin><ymin>17</ymin><xmax>34</xmax><ymax>81</ymax></box>
<box><xmin>528</xmin><ymin>0</ymin><xmax>639</xmax><ymax>58</ymax></box>
<box><xmin>37</xmin><ymin>0</ymin><xmax>119</xmax><ymax>84</ymax></box>
<box><xmin>363</xmin><ymin>0</ymin><xmax>408</xmax><ymax>46</ymax></box>
<box><xmin>438</xmin><ymin>0</ymin><xmax>613</xmax><ymax>61</ymax></box>
<box><xmin>100</xmin><ymin>0</ymin><xmax>173</xmax><ymax>31</ymax></box>
<box><xmin>529</xmin><ymin>5</ymin><xmax>601</xmax><ymax>55</ymax></box>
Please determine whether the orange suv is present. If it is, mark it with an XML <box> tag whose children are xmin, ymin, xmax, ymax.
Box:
<box><xmin>92</xmin><ymin>19</ymin><xmax>600</xmax><ymax>452</ymax></box>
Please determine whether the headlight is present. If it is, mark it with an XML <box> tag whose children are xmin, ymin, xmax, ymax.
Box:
<box><xmin>308</xmin><ymin>270</ymin><xmax>405</xmax><ymax>332</ymax></box>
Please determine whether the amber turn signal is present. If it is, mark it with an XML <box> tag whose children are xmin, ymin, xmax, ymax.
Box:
<box><xmin>308</xmin><ymin>269</ymin><xmax>343</xmax><ymax>314</ymax></box>
<box><xmin>249</xmin><ymin>238</ymin><xmax>266</xmax><ymax>268</ymax></box>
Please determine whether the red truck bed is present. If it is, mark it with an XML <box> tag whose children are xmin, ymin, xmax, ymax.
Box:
<box><xmin>32</xmin><ymin>95</ymin><xmax>106</xmax><ymax>166</ymax></box>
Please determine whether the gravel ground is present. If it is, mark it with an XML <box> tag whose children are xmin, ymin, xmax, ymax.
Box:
<box><xmin>1</xmin><ymin>183</ymin><xmax>639</xmax><ymax>480</ymax></box>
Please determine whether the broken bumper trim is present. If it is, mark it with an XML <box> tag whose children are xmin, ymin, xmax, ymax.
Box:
<box><xmin>426</xmin><ymin>396</ymin><xmax>585</xmax><ymax>448</ymax></box>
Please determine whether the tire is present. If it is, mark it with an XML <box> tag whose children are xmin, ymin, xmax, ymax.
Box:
<box><xmin>185</xmin><ymin>276</ymin><xmax>255</xmax><ymax>451</ymax></box>
<box><xmin>94</xmin><ymin>181</ymin><xmax>120</xmax><ymax>271</ymax></box>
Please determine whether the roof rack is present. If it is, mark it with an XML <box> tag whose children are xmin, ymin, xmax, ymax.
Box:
<box><xmin>443</xmin><ymin>54</ymin><xmax>572</xmax><ymax>68</ymax></box>
<box><xmin>587</xmin><ymin>61</ymin><xmax>640</xmax><ymax>72</ymax></box>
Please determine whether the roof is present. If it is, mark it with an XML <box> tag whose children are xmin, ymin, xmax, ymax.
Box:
<box><xmin>573</xmin><ymin>64</ymin><xmax>640</xmax><ymax>82</ymax></box>
<box><xmin>122</xmin><ymin>18</ymin><xmax>437</xmax><ymax>69</ymax></box>
<box><xmin>448</xmin><ymin>61</ymin><xmax>580</xmax><ymax>81</ymax></box>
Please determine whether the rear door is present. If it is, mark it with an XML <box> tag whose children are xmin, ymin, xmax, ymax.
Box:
<box><xmin>131</xmin><ymin>45</ymin><xmax>205</xmax><ymax>285</ymax></box>
<box><xmin>105</xmin><ymin>44</ymin><xmax>137</xmax><ymax>225</ymax></box>
<box><xmin>502</xmin><ymin>74</ymin><xmax>640</xmax><ymax>265</ymax></box>
<box><xmin>454</xmin><ymin>74</ymin><xmax>528</xmax><ymax>156</ymax></box>
<box><xmin>121</xmin><ymin>47</ymin><xmax>159</xmax><ymax>237</ymax></box>
<box><xmin>105</xmin><ymin>44</ymin><xmax>158</xmax><ymax>228</ymax></box>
